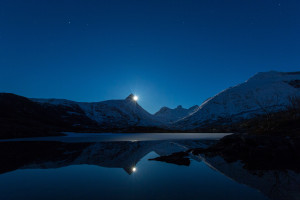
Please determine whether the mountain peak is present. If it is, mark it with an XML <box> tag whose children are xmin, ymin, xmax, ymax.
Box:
<box><xmin>125</xmin><ymin>94</ymin><xmax>135</xmax><ymax>101</ymax></box>
<box><xmin>154</xmin><ymin>105</ymin><xmax>199</xmax><ymax>123</ymax></box>
<box><xmin>246</xmin><ymin>71</ymin><xmax>300</xmax><ymax>83</ymax></box>
<box><xmin>246</xmin><ymin>71</ymin><xmax>281</xmax><ymax>82</ymax></box>
<box><xmin>189</xmin><ymin>105</ymin><xmax>199</xmax><ymax>111</ymax></box>
<box><xmin>158</xmin><ymin>106</ymin><xmax>170</xmax><ymax>112</ymax></box>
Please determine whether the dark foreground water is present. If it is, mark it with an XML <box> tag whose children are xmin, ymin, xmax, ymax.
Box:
<box><xmin>0</xmin><ymin>133</ymin><xmax>298</xmax><ymax>200</ymax></box>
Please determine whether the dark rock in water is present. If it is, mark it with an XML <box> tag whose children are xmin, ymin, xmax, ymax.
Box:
<box><xmin>149</xmin><ymin>152</ymin><xmax>191</xmax><ymax>166</ymax></box>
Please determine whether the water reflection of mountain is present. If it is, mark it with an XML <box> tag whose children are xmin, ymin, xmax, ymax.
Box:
<box><xmin>1</xmin><ymin>139</ymin><xmax>299</xmax><ymax>200</ymax></box>
<box><xmin>151</xmin><ymin>149</ymin><xmax>300</xmax><ymax>200</ymax></box>
<box><xmin>199</xmin><ymin>155</ymin><xmax>300</xmax><ymax>200</ymax></box>
<box><xmin>0</xmin><ymin>140</ymin><xmax>212</xmax><ymax>175</ymax></box>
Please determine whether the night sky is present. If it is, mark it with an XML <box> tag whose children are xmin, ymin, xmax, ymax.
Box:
<box><xmin>0</xmin><ymin>0</ymin><xmax>300</xmax><ymax>113</ymax></box>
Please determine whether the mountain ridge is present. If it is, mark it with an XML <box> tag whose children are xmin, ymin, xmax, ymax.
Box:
<box><xmin>1</xmin><ymin>70</ymin><xmax>300</xmax><ymax>138</ymax></box>
<box><xmin>31</xmin><ymin>94</ymin><xmax>163</xmax><ymax>129</ymax></box>
<box><xmin>154</xmin><ymin>105</ymin><xmax>199</xmax><ymax>123</ymax></box>
<box><xmin>174</xmin><ymin>71</ymin><xmax>300</xmax><ymax>130</ymax></box>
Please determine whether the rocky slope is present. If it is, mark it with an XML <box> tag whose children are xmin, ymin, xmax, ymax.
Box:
<box><xmin>0</xmin><ymin>93</ymin><xmax>100</xmax><ymax>138</ymax></box>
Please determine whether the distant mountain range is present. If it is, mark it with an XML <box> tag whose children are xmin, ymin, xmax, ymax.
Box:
<box><xmin>154</xmin><ymin>105</ymin><xmax>199</xmax><ymax>123</ymax></box>
<box><xmin>0</xmin><ymin>71</ymin><xmax>300</xmax><ymax>138</ymax></box>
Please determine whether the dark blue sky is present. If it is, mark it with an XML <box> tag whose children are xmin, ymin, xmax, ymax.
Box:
<box><xmin>0</xmin><ymin>0</ymin><xmax>299</xmax><ymax>113</ymax></box>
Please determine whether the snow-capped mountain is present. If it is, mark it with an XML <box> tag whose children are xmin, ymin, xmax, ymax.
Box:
<box><xmin>175</xmin><ymin>71</ymin><xmax>300</xmax><ymax>130</ymax></box>
<box><xmin>32</xmin><ymin>94</ymin><xmax>162</xmax><ymax>129</ymax></box>
<box><xmin>2</xmin><ymin>70</ymin><xmax>300</xmax><ymax>136</ymax></box>
<box><xmin>154</xmin><ymin>105</ymin><xmax>199</xmax><ymax>123</ymax></box>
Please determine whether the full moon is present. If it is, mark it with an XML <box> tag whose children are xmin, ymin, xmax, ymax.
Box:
<box><xmin>132</xmin><ymin>167</ymin><xmax>137</xmax><ymax>172</ymax></box>
<box><xmin>133</xmin><ymin>95</ymin><xmax>138</xmax><ymax>101</ymax></box>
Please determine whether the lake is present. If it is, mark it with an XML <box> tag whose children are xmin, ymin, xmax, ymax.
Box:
<box><xmin>0</xmin><ymin>133</ymin><xmax>297</xmax><ymax>200</ymax></box>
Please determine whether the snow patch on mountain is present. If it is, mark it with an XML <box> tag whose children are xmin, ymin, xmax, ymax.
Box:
<box><xmin>32</xmin><ymin>94</ymin><xmax>162</xmax><ymax>128</ymax></box>
<box><xmin>175</xmin><ymin>71</ymin><xmax>300</xmax><ymax>130</ymax></box>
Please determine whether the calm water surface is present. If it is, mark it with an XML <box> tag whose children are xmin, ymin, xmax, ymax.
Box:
<box><xmin>0</xmin><ymin>133</ymin><xmax>295</xmax><ymax>200</ymax></box>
